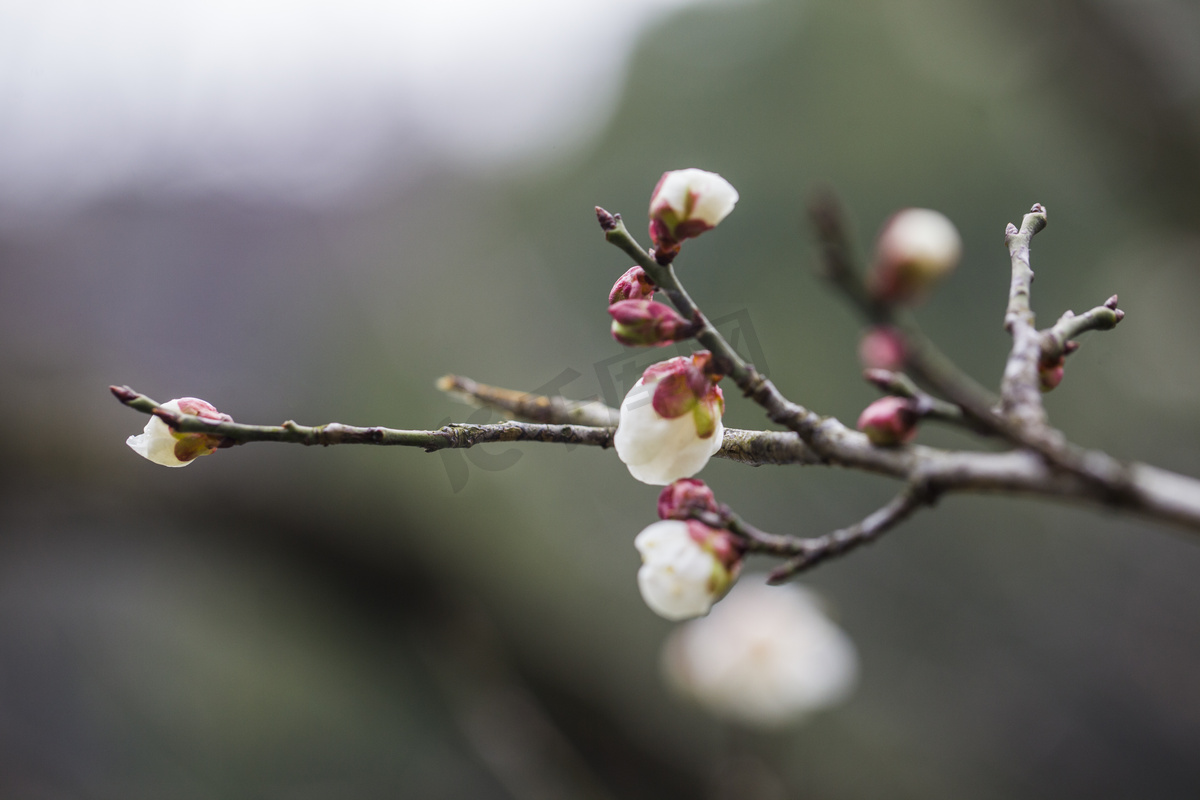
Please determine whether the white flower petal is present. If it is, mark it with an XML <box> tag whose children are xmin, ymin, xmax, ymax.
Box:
<box><xmin>685</xmin><ymin>171</ymin><xmax>739</xmax><ymax>226</ymax></box>
<box><xmin>651</xmin><ymin>168</ymin><xmax>739</xmax><ymax>227</ymax></box>
<box><xmin>125</xmin><ymin>399</ymin><xmax>191</xmax><ymax>467</ymax></box>
<box><xmin>651</xmin><ymin>170</ymin><xmax>693</xmax><ymax>215</ymax></box>
<box><xmin>614</xmin><ymin>374</ymin><xmax>723</xmax><ymax>485</ymax></box>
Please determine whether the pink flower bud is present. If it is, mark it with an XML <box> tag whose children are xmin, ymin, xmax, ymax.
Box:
<box><xmin>635</xmin><ymin>519</ymin><xmax>743</xmax><ymax>620</ymax></box>
<box><xmin>609</xmin><ymin>299</ymin><xmax>696</xmax><ymax>347</ymax></box>
<box><xmin>857</xmin><ymin>396</ymin><xmax>918</xmax><ymax>446</ymax></box>
<box><xmin>125</xmin><ymin>397</ymin><xmax>232</xmax><ymax>467</ymax></box>
<box><xmin>658</xmin><ymin>478</ymin><xmax>720</xmax><ymax>521</ymax></box>
<box><xmin>868</xmin><ymin>208</ymin><xmax>962</xmax><ymax>304</ymax></box>
<box><xmin>648</xmin><ymin>168</ymin><xmax>739</xmax><ymax>254</ymax></box>
<box><xmin>615</xmin><ymin>352</ymin><xmax>725</xmax><ymax>485</ymax></box>
<box><xmin>858</xmin><ymin>326</ymin><xmax>907</xmax><ymax>371</ymax></box>
<box><xmin>608</xmin><ymin>265</ymin><xmax>656</xmax><ymax>304</ymax></box>
<box><xmin>1039</xmin><ymin>355</ymin><xmax>1065</xmax><ymax>392</ymax></box>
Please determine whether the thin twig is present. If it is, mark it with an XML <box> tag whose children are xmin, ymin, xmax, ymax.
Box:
<box><xmin>1040</xmin><ymin>296</ymin><xmax>1124</xmax><ymax>362</ymax></box>
<box><xmin>437</xmin><ymin>374</ymin><xmax>619</xmax><ymax>427</ymax></box>
<box><xmin>807</xmin><ymin>189</ymin><xmax>888</xmax><ymax>324</ymax></box>
<box><xmin>863</xmin><ymin>368</ymin><xmax>981</xmax><ymax>430</ymax></box>
<box><xmin>766</xmin><ymin>484</ymin><xmax>935</xmax><ymax>583</ymax></box>
<box><xmin>111</xmin><ymin>386</ymin><xmax>615</xmax><ymax>451</ymax></box>
<box><xmin>689</xmin><ymin>508</ymin><xmax>808</xmax><ymax>557</ymax></box>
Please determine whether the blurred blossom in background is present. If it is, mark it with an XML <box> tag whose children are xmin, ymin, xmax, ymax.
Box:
<box><xmin>663</xmin><ymin>579</ymin><xmax>858</xmax><ymax>728</ymax></box>
<box><xmin>3</xmin><ymin>0</ymin><xmax>1200</xmax><ymax>798</ymax></box>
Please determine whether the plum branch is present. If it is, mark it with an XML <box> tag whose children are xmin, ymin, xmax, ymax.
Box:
<box><xmin>112</xmin><ymin>180</ymin><xmax>1200</xmax><ymax>605</ymax></box>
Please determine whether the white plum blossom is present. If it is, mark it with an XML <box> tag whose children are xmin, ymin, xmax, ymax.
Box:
<box><xmin>613</xmin><ymin>353</ymin><xmax>724</xmax><ymax>486</ymax></box>
<box><xmin>869</xmin><ymin>208</ymin><xmax>962</xmax><ymax>303</ymax></box>
<box><xmin>635</xmin><ymin>519</ymin><xmax>741</xmax><ymax>621</ymax></box>
<box><xmin>662</xmin><ymin>579</ymin><xmax>858</xmax><ymax>728</ymax></box>
<box><xmin>648</xmin><ymin>168</ymin><xmax>739</xmax><ymax>252</ymax></box>
<box><xmin>126</xmin><ymin>397</ymin><xmax>230</xmax><ymax>467</ymax></box>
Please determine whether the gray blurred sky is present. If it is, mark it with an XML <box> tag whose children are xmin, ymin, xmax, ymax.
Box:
<box><xmin>0</xmin><ymin>0</ymin><xmax>752</xmax><ymax>217</ymax></box>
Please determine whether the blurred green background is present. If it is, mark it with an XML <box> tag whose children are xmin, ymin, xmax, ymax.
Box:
<box><xmin>2</xmin><ymin>0</ymin><xmax>1200</xmax><ymax>797</ymax></box>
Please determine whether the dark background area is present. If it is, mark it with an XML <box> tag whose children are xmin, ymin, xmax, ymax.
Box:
<box><xmin>2</xmin><ymin>0</ymin><xmax>1200</xmax><ymax>797</ymax></box>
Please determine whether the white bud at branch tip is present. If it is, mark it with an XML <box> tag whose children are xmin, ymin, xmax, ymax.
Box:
<box><xmin>649</xmin><ymin>168</ymin><xmax>739</xmax><ymax>255</ymax></box>
<box><xmin>126</xmin><ymin>397</ymin><xmax>231</xmax><ymax>467</ymax></box>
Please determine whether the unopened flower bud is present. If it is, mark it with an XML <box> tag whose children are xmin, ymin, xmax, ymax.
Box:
<box><xmin>595</xmin><ymin>206</ymin><xmax>617</xmax><ymax>232</ymax></box>
<box><xmin>1039</xmin><ymin>355</ymin><xmax>1065</xmax><ymax>392</ymax></box>
<box><xmin>857</xmin><ymin>396</ymin><xmax>918</xmax><ymax>446</ymax></box>
<box><xmin>126</xmin><ymin>397</ymin><xmax>231</xmax><ymax>467</ymax></box>
<box><xmin>658</xmin><ymin>478</ymin><xmax>720</xmax><ymax>521</ymax></box>
<box><xmin>858</xmin><ymin>326</ymin><xmax>907</xmax><ymax>371</ymax></box>
<box><xmin>648</xmin><ymin>168</ymin><xmax>739</xmax><ymax>255</ymax></box>
<box><xmin>609</xmin><ymin>299</ymin><xmax>696</xmax><ymax>347</ymax></box>
<box><xmin>614</xmin><ymin>352</ymin><xmax>725</xmax><ymax>485</ymax></box>
<box><xmin>609</xmin><ymin>266</ymin><xmax>656</xmax><ymax>304</ymax></box>
<box><xmin>662</xmin><ymin>579</ymin><xmax>858</xmax><ymax>727</ymax></box>
<box><xmin>635</xmin><ymin>519</ymin><xmax>742</xmax><ymax>620</ymax></box>
<box><xmin>868</xmin><ymin>208</ymin><xmax>962</xmax><ymax>304</ymax></box>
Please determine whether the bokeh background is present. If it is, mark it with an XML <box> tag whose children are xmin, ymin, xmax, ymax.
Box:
<box><xmin>3</xmin><ymin>0</ymin><xmax>1200</xmax><ymax>797</ymax></box>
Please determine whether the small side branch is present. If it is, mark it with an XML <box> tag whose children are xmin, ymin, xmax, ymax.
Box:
<box><xmin>437</xmin><ymin>375</ymin><xmax>619</xmax><ymax>427</ymax></box>
<box><xmin>1040</xmin><ymin>296</ymin><xmax>1124</xmax><ymax>362</ymax></box>
<box><xmin>688</xmin><ymin>507</ymin><xmax>808</xmax><ymax>557</ymax></box>
<box><xmin>766</xmin><ymin>484</ymin><xmax>935</xmax><ymax>583</ymax></box>
<box><xmin>863</xmin><ymin>368</ymin><xmax>983</xmax><ymax>431</ymax></box>
<box><xmin>1000</xmin><ymin>204</ymin><xmax>1049</xmax><ymax>428</ymax></box>
<box><xmin>808</xmin><ymin>190</ymin><xmax>887</xmax><ymax>324</ymax></box>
